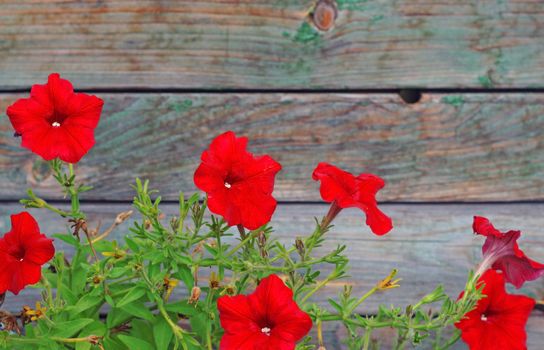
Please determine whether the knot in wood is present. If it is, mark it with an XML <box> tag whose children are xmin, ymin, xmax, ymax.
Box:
<box><xmin>312</xmin><ymin>0</ymin><xmax>338</xmax><ymax>31</ymax></box>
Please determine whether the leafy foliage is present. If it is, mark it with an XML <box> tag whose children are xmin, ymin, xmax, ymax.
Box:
<box><xmin>0</xmin><ymin>161</ymin><xmax>483</xmax><ymax>349</ymax></box>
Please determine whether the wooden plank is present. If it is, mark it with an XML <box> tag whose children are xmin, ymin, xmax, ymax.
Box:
<box><xmin>1</xmin><ymin>0</ymin><xmax>544</xmax><ymax>89</ymax></box>
<box><xmin>1</xmin><ymin>93</ymin><xmax>543</xmax><ymax>201</ymax></box>
<box><xmin>1</xmin><ymin>202</ymin><xmax>543</xmax><ymax>315</ymax></box>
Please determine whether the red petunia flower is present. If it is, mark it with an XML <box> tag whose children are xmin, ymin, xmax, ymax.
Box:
<box><xmin>455</xmin><ymin>269</ymin><xmax>535</xmax><ymax>350</ymax></box>
<box><xmin>473</xmin><ymin>216</ymin><xmax>544</xmax><ymax>288</ymax></box>
<box><xmin>0</xmin><ymin>212</ymin><xmax>55</xmax><ymax>295</ymax></box>
<box><xmin>217</xmin><ymin>274</ymin><xmax>312</xmax><ymax>350</ymax></box>
<box><xmin>6</xmin><ymin>73</ymin><xmax>103</xmax><ymax>163</ymax></box>
<box><xmin>194</xmin><ymin>131</ymin><xmax>282</xmax><ymax>230</ymax></box>
<box><xmin>312</xmin><ymin>162</ymin><xmax>392</xmax><ymax>235</ymax></box>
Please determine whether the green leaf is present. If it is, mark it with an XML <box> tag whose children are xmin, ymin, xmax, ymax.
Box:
<box><xmin>164</xmin><ymin>300</ymin><xmax>198</xmax><ymax>316</ymax></box>
<box><xmin>189</xmin><ymin>312</ymin><xmax>208</xmax><ymax>341</ymax></box>
<box><xmin>105</xmin><ymin>293</ymin><xmax>115</xmax><ymax>307</ymax></box>
<box><xmin>153</xmin><ymin>318</ymin><xmax>173</xmax><ymax>350</ymax></box>
<box><xmin>117</xmin><ymin>287</ymin><xmax>146</xmax><ymax>307</ymax></box>
<box><xmin>142</xmin><ymin>250</ymin><xmax>165</xmax><ymax>264</ymax></box>
<box><xmin>58</xmin><ymin>283</ymin><xmax>77</xmax><ymax>305</ymax></box>
<box><xmin>174</xmin><ymin>265</ymin><xmax>193</xmax><ymax>289</ymax></box>
<box><xmin>52</xmin><ymin>233</ymin><xmax>79</xmax><ymax>246</ymax></box>
<box><xmin>118</xmin><ymin>335</ymin><xmax>154</xmax><ymax>350</ymax></box>
<box><xmin>70</xmin><ymin>294</ymin><xmax>103</xmax><ymax>314</ymax></box>
<box><xmin>49</xmin><ymin>319</ymin><xmax>94</xmax><ymax>338</ymax></box>
<box><xmin>106</xmin><ymin>308</ymin><xmax>131</xmax><ymax>329</ymax></box>
<box><xmin>103</xmin><ymin>336</ymin><xmax>128</xmax><ymax>350</ymax></box>
<box><xmin>122</xmin><ymin>302</ymin><xmax>155</xmax><ymax>321</ymax></box>
<box><xmin>125</xmin><ymin>237</ymin><xmax>140</xmax><ymax>253</ymax></box>
<box><xmin>131</xmin><ymin>319</ymin><xmax>155</xmax><ymax>345</ymax></box>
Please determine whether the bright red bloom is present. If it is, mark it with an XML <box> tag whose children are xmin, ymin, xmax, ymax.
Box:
<box><xmin>0</xmin><ymin>212</ymin><xmax>55</xmax><ymax>295</ymax></box>
<box><xmin>312</xmin><ymin>162</ymin><xmax>392</xmax><ymax>235</ymax></box>
<box><xmin>217</xmin><ymin>274</ymin><xmax>312</xmax><ymax>350</ymax></box>
<box><xmin>194</xmin><ymin>131</ymin><xmax>282</xmax><ymax>230</ymax></box>
<box><xmin>473</xmin><ymin>216</ymin><xmax>544</xmax><ymax>288</ymax></box>
<box><xmin>455</xmin><ymin>269</ymin><xmax>535</xmax><ymax>350</ymax></box>
<box><xmin>6</xmin><ymin>73</ymin><xmax>103</xmax><ymax>163</ymax></box>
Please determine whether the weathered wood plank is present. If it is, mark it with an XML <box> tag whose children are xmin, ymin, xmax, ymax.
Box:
<box><xmin>1</xmin><ymin>93</ymin><xmax>543</xmax><ymax>201</ymax></box>
<box><xmin>1</xmin><ymin>202</ymin><xmax>543</xmax><ymax>316</ymax></box>
<box><xmin>1</xmin><ymin>0</ymin><xmax>544</xmax><ymax>89</ymax></box>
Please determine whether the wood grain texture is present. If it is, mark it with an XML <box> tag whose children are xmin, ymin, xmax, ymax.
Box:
<box><xmin>1</xmin><ymin>92</ymin><xmax>543</xmax><ymax>201</ymax></box>
<box><xmin>1</xmin><ymin>202</ymin><xmax>543</xmax><ymax>313</ymax></box>
<box><xmin>1</xmin><ymin>0</ymin><xmax>544</xmax><ymax>89</ymax></box>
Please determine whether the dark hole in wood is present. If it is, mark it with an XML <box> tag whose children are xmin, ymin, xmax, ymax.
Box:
<box><xmin>399</xmin><ymin>89</ymin><xmax>422</xmax><ymax>104</ymax></box>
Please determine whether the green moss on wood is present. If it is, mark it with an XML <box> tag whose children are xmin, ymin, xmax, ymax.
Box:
<box><xmin>477</xmin><ymin>75</ymin><xmax>494</xmax><ymax>88</ymax></box>
<box><xmin>170</xmin><ymin>99</ymin><xmax>193</xmax><ymax>114</ymax></box>
<box><xmin>441</xmin><ymin>96</ymin><xmax>465</xmax><ymax>107</ymax></box>
<box><xmin>370</xmin><ymin>14</ymin><xmax>385</xmax><ymax>25</ymax></box>
<box><xmin>337</xmin><ymin>0</ymin><xmax>368</xmax><ymax>11</ymax></box>
<box><xmin>292</xmin><ymin>22</ymin><xmax>321</xmax><ymax>44</ymax></box>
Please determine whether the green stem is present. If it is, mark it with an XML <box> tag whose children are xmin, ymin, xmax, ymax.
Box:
<box><xmin>40</xmin><ymin>275</ymin><xmax>54</xmax><ymax>308</ymax></box>
<box><xmin>301</xmin><ymin>274</ymin><xmax>335</xmax><ymax>303</ymax></box>
<box><xmin>438</xmin><ymin>330</ymin><xmax>462</xmax><ymax>350</ymax></box>
<box><xmin>51</xmin><ymin>336</ymin><xmax>94</xmax><ymax>343</ymax></box>
<box><xmin>205</xmin><ymin>289</ymin><xmax>215</xmax><ymax>350</ymax></box>
<box><xmin>42</xmin><ymin>202</ymin><xmax>71</xmax><ymax>217</ymax></box>
<box><xmin>8</xmin><ymin>336</ymin><xmax>96</xmax><ymax>345</ymax></box>
<box><xmin>140</xmin><ymin>268</ymin><xmax>188</xmax><ymax>345</ymax></box>
<box><xmin>55</xmin><ymin>254</ymin><xmax>64</xmax><ymax>308</ymax></box>
<box><xmin>362</xmin><ymin>328</ymin><xmax>372</xmax><ymax>350</ymax></box>
<box><xmin>68</xmin><ymin>163</ymin><xmax>82</xmax><ymax>216</ymax></box>
<box><xmin>225</xmin><ymin>233</ymin><xmax>254</xmax><ymax>258</ymax></box>
<box><xmin>348</xmin><ymin>287</ymin><xmax>378</xmax><ymax>315</ymax></box>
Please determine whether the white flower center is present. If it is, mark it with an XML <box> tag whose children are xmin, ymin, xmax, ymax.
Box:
<box><xmin>52</xmin><ymin>122</ymin><xmax>61</xmax><ymax>127</ymax></box>
<box><xmin>481</xmin><ymin>314</ymin><xmax>488</xmax><ymax>321</ymax></box>
<box><xmin>224</xmin><ymin>182</ymin><xmax>232</xmax><ymax>189</ymax></box>
<box><xmin>261</xmin><ymin>327</ymin><xmax>271</xmax><ymax>336</ymax></box>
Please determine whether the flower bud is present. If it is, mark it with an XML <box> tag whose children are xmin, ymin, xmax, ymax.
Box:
<box><xmin>416</xmin><ymin>285</ymin><xmax>445</xmax><ymax>307</ymax></box>
<box><xmin>210</xmin><ymin>272</ymin><xmax>220</xmax><ymax>290</ymax></box>
<box><xmin>170</xmin><ymin>216</ymin><xmax>180</xmax><ymax>231</ymax></box>
<box><xmin>258</xmin><ymin>231</ymin><xmax>268</xmax><ymax>258</ymax></box>
<box><xmin>188</xmin><ymin>286</ymin><xmax>201</xmax><ymax>304</ymax></box>
<box><xmin>295</xmin><ymin>238</ymin><xmax>305</xmax><ymax>257</ymax></box>
<box><xmin>115</xmin><ymin>210</ymin><xmax>133</xmax><ymax>225</ymax></box>
<box><xmin>376</xmin><ymin>269</ymin><xmax>401</xmax><ymax>291</ymax></box>
<box><xmin>0</xmin><ymin>310</ymin><xmax>21</xmax><ymax>334</ymax></box>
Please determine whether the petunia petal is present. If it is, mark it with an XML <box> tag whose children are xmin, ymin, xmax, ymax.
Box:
<box><xmin>474</xmin><ymin>216</ymin><xmax>544</xmax><ymax>288</ymax></box>
<box><xmin>62</xmin><ymin>93</ymin><xmax>103</xmax><ymax>129</ymax></box>
<box><xmin>24</xmin><ymin>233</ymin><xmax>55</xmax><ymax>265</ymax></box>
<box><xmin>312</xmin><ymin>162</ymin><xmax>357</xmax><ymax>206</ymax></box>
<box><xmin>5</xmin><ymin>73</ymin><xmax>102</xmax><ymax>163</ymax></box>
<box><xmin>219</xmin><ymin>332</ymin><xmax>267</xmax><ymax>350</ymax></box>
<box><xmin>248</xmin><ymin>275</ymin><xmax>312</xmax><ymax>342</ymax></box>
<box><xmin>456</xmin><ymin>270</ymin><xmax>535</xmax><ymax>350</ymax></box>
<box><xmin>217</xmin><ymin>295</ymin><xmax>259</xmax><ymax>334</ymax></box>
<box><xmin>473</xmin><ymin>216</ymin><xmax>502</xmax><ymax>238</ymax></box>
<box><xmin>9</xmin><ymin>212</ymin><xmax>41</xmax><ymax>242</ymax></box>
<box><xmin>0</xmin><ymin>212</ymin><xmax>54</xmax><ymax>295</ymax></box>
<box><xmin>313</xmin><ymin>163</ymin><xmax>392</xmax><ymax>235</ymax></box>
<box><xmin>194</xmin><ymin>131</ymin><xmax>281</xmax><ymax>230</ymax></box>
